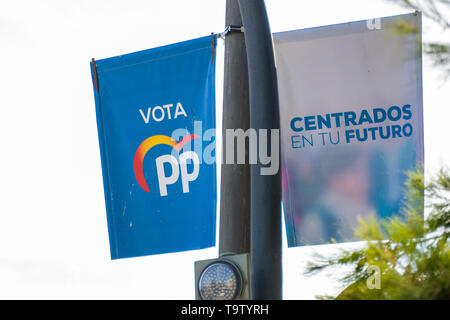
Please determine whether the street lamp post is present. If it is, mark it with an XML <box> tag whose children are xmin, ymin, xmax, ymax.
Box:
<box><xmin>238</xmin><ymin>0</ymin><xmax>282</xmax><ymax>300</ymax></box>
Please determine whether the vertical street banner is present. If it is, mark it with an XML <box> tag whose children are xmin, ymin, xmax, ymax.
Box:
<box><xmin>90</xmin><ymin>35</ymin><xmax>217</xmax><ymax>259</ymax></box>
<box><xmin>274</xmin><ymin>13</ymin><xmax>424</xmax><ymax>246</ymax></box>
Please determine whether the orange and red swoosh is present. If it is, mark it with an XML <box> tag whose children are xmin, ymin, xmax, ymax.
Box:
<box><xmin>133</xmin><ymin>134</ymin><xmax>200</xmax><ymax>192</ymax></box>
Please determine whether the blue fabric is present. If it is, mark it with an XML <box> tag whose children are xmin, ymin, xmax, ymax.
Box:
<box><xmin>90</xmin><ymin>35</ymin><xmax>217</xmax><ymax>259</ymax></box>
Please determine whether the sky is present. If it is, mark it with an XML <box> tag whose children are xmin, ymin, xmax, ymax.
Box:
<box><xmin>0</xmin><ymin>0</ymin><xmax>449</xmax><ymax>299</ymax></box>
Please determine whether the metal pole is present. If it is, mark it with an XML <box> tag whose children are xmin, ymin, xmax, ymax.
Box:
<box><xmin>238</xmin><ymin>0</ymin><xmax>282</xmax><ymax>300</ymax></box>
<box><xmin>219</xmin><ymin>0</ymin><xmax>251</xmax><ymax>256</ymax></box>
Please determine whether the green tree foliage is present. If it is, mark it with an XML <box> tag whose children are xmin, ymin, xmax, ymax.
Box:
<box><xmin>388</xmin><ymin>0</ymin><xmax>450</xmax><ymax>28</ymax></box>
<box><xmin>305</xmin><ymin>168</ymin><xmax>450</xmax><ymax>299</ymax></box>
<box><xmin>388</xmin><ymin>0</ymin><xmax>450</xmax><ymax>77</ymax></box>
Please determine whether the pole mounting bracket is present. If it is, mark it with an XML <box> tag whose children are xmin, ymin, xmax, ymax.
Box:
<box><xmin>218</xmin><ymin>25</ymin><xmax>244</xmax><ymax>39</ymax></box>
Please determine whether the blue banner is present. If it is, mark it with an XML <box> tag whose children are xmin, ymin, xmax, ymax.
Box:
<box><xmin>90</xmin><ymin>35</ymin><xmax>217</xmax><ymax>259</ymax></box>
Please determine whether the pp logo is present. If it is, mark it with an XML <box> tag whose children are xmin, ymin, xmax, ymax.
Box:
<box><xmin>133</xmin><ymin>134</ymin><xmax>200</xmax><ymax>196</ymax></box>
<box><xmin>366</xmin><ymin>18</ymin><xmax>381</xmax><ymax>30</ymax></box>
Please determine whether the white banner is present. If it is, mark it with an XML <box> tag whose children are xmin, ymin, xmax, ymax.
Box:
<box><xmin>274</xmin><ymin>13</ymin><xmax>424</xmax><ymax>246</ymax></box>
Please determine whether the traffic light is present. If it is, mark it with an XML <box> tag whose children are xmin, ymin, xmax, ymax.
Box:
<box><xmin>194</xmin><ymin>253</ymin><xmax>250</xmax><ymax>300</ymax></box>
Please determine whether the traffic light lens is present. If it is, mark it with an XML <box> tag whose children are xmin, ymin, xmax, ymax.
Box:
<box><xmin>198</xmin><ymin>261</ymin><xmax>241</xmax><ymax>300</ymax></box>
